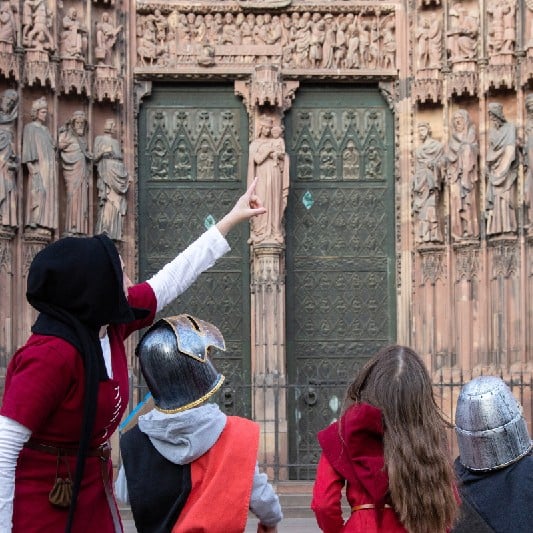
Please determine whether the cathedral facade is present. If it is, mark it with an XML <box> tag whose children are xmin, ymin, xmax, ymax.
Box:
<box><xmin>0</xmin><ymin>0</ymin><xmax>532</xmax><ymax>473</ymax></box>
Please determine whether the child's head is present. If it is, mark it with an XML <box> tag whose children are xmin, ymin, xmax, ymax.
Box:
<box><xmin>344</xmin><ymin>345</ymin><xmax>457</xmax><ymax>533</ymax></box>
<box><xmin>345</xmin><ymin>344</ymin><xmax>435</xmax><ymax>421</ymax></box>
<box><xmin>137</xmin><ymin>314</ymin><xmax>226</xmax><ymax>413</ymax></box>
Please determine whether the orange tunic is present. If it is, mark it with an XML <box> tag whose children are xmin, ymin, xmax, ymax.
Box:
<box><xmin>172</xmin><ymin>416</ymin><xmax>259</xmax><ymax>533</ymax></box>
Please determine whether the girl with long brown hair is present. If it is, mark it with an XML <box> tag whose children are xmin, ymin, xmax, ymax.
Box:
<box><xmin>311</xmin><ymin>345</ymin><xmax>458</xmax><ymax>533</ymax></box>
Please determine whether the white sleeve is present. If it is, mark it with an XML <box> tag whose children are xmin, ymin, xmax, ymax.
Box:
<box><xmin>249</xmin><ymin>463</ymin><xmax>283</xmax><ymax>527</ymax></box>
<box><xmin>114</xmin><ymin>464</ymin><xmax>129</xmax><ymax>504</ymax></box>
<box><xmin>0</xmin><ymin>415</ymin><xmax>32</xmax><ymax>533</ymax></box>
<box><xmin>147</xmin><ymin>225</ymin><xmax>230</xmax><ymax>312</ymax></box>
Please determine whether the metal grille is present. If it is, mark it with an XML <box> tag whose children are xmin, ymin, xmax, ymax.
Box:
<box><xmin>126</xmin><ymin>370</ymin><xmax>532</xmax><ymax>482</ymax></box>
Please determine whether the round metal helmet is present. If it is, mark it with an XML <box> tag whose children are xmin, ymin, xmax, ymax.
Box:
<box><xmin>137</xmin><ymin>314</ymin><xmax>226</xmax><ymax>413</ymax></box>
<box><xmin>455</xmin><ymin>376</ymin><xmax>532</xmax><ymax>471</ymax></box>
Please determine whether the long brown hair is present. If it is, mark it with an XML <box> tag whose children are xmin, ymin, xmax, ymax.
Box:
<box><xmin>344</xmin><ymin>345</ymin><xmax>457</xmax><ymax>533</ymax></box>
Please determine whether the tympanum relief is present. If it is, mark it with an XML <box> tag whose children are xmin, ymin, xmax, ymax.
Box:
<box><xmin>135</xmin><ymin>7</ymin><xmax>397</xmax><ymax>73</ymax></box>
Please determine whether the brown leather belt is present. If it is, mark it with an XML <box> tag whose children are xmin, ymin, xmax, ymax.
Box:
<box><xmin>24</xmin><ymin>439</ymin><xmax>122</xmax><ymax>532</ymax></box>
<box><xmin>352</xmin><ymin>503</ymin><xmax>392</xmax><ymax>512</ymax></box>
<box><xmin>25</xmin><ymin>438</ymin><xmax>111</xmax><ymax>458</ymax></box>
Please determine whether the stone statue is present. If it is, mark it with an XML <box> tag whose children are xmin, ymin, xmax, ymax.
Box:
<box><xmin>22</xmin><ymin>97</ymin><xmax>58</xmax><ymax>231</ymax></box>
<box><xmin>58</xmin><ymin>111</ymin><xmax>91</xmax><ymax>236</ymax></box>
<box><xmin>94</xmin><ymin>119</ymin><xmax>129</xmax><ymax>241</ymax></box>
<box><xmin>0</xmin><ymin>1</ymin><xmax>16</xmax><ymax>52</ymax></box>
<box><xmin>0</xmin><ymin>89</ymin><xmax>18</xmax><ymax>228</ymax></box>
<box><xmin>524</xmin><ymin>95</ymin><xmax>533</xmax><ymax>227</ymax></box>
<box><xmin>447</xmin><ymin>3</ymin><xmax>478</xmax><ymax>63</ymax></box>
<box><xmin>23</xmin><ymin>0</ymin><xmax>54</xmax><ymax>51</ymax></box>
<box><xmin>60</xmin><ymin>7</ymin><xmax>87</xmax><ymax>59</ymax></box>
<box><xmin>247</xmin><ymin>116</ymin><xmax>289</xmax><ymax>244</ymax></box>
<box><xmin>485</xmin><ymin>103</ymin><xmax>517</xmax><ymax>236</ymax></box>
<box><xmin>412</xmin><ymin>122</ymin><xmax>445</xmax><ymax>243</ymax></box>
<box><xmin>447</xmin><ymin>109</ymin><xmax>479</xmax><ymax>240</ymax></box>
<box><xmin>416</xmin><ymin>12</ymin><xmax>442</xmax><ymax>70</ymax></box>
<box><xmin>95</xmin><ymin>11</ymin><xmax>122</xmax><ymax>65</ymax></box>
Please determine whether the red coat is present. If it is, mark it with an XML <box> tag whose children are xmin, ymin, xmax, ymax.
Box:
<box><xmin>0</xmin><ymin>282</ymin><xmax>156</xmax><ymax>533</ymax></box>
<box><xmin>311</xmin><ymin>403</ymin><xmax>407</xmax><ymax>533</ymax></box>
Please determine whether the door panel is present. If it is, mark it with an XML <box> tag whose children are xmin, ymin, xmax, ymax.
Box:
<box><xmin>137</xmin><ymin>85</ymin><xmax>251</xmax><ymax>416</ymax></box>
<box><xmin>285</xmin><ymin>85</ymin><xmax>396</xmax><ymax>477</ymax></box>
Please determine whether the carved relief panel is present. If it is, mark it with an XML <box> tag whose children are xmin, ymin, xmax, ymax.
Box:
<box><xmin>135</xmin><ymin>3</ymin><xmax>398</xmax><ymax>74</ymax></box>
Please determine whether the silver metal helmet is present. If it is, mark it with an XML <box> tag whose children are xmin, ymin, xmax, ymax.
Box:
<box><xmin>455</xmin><ymin>376</ymin><xmax>532</xmax><ymax>471</ymax></box>
<box><xmin>136</xmin><ymin>314</ymin><xmax>226</xmax><ymax>413</ymax></box>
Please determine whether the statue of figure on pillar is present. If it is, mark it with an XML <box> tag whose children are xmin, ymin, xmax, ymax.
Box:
<box><xmin>485</xmin><ymin>103</ymin><xmax>517</xmax><ymax>236</ymax></box>
<box><xmin>247</xmin><ymin>115</ymin><xmax>289</xmax><ymax>245</ymax></box>
<box><xmin>95</xmin><ymin>11</ymin><xmax>122</xmax><ymax>65</ymax></box>
<box><xmin>524</xmin><ymin>95</ymin><xmax>533</xmax><ymax>228</ymax></box>
<box><xmin>59</xmin><ymin>7</ymin><xmax>88</xmax><ymax>60</ymax></box>
<box><xmin>22</xmin><ymin>97</ymin><xmax>58</xmax><ymax>232</ymax></box>
<box><xmin>416</xmin><ymin>12</ymin><xmax>442</xmax><ymax>71</ymax></box>
<box><xmin>447</xmin><ymin>109</ymin><xmax>479</xmax><ymax>240</ymax></box>
<box><xmin>23</xmin><ymin>0</ymin><xmax>54</xmax><ymax>51</ymax></box>
<box><xmin>411</xmin><ymin>122</ymin><xmax>445</xmax><ymax>244</ymax></box>
<box><xmin>58</xmin><ymin>111</ymin><xmax>91</xmax><ymax>236</ymax></box>
<box><xmin>94</xmin><ymin>118</ymin><xmax>129</xmax><ymax>241</ymax></box>
<box><xmin>447</xmin><ymin>3</ymin><xmax>478</xmax><ymax>65</ymax></box>
<box><xmin>0</xmin><ymin>1</ymin><xmax>16</xmax><ymax>53</ymax></box>
<box><xmin>0</xmin><ymin>89</ymin><xmax>18</xmax><ymax>229</ymax></box>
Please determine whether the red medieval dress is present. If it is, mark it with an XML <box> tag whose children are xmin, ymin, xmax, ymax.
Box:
<box><xmin>311</xmin><ymin>403</ymin><xmax>408</xmax><ymax>533</ymax></box>
<box><xmin>0</xmin><ymin>282</ymin><xmax>156</xmax><ymax>532</ymax></box>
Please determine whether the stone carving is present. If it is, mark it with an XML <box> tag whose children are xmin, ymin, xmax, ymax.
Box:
<box><xmin>93</xmin><ymin>12</ymin><xmax>123</xmax><ymax>102</ymax></box>
<box><xmin>523</xmin><ymin>95</ymin><xmax>533</xmax><ymax>228</ymax></box>
<box><xmin>59</xmin><ymin>7</ymin><xmax>90</xmax><ymax>95</ymax></box>
<box><xmin>412</xmin><ymin>11</ymin><xmax>442</xmax><ymax>102</ymax></box>
<box><xmin>58</xmin><ymin>111</ymin><xmax>91</xmax><ymax>236</ymax></box>
<box><xmin>485</xmin><ymin>103</ymin><xmax>517</xmax><ymax>236</ymax></box>
<box><xmin>447</xmin><ymin>3</ymin><xmax>478</xmax><ymax>65</ymax></box>
<box><xmin>484</xmin><ymin>0</ymin><xmax>515</xmax><ymax>90</ymax></box>
<box><xmin>94</xmin><ymin>119</ymin><xmax>129</xmax><ymax>241</ymax></box>
<box><xmin>416</xmin><ymin>12</ymin><xmax>442</xmax><ymax>71</ymax></box>
<box><xmin>487</xmin><ymin>0</ymin><xmax>515</xmax><ymax>65</ymax></box>
<box><xmin>134</xmin><ymin>9</ymin><xmax>396</xmax><ymax>71</ymax></box>
<box><xmin>446</xmin><ymin>3</ymin><xmax>478</xmax><ymax>97</ymax></box>
<box><xmin>447</xmin><ymin>109</ymin><xmax>479</xmax><ymax>240</ymax></box>
<box><xmin>412</xmin><ymin>122</ymin><xmax>445</xmax><ymax>244</ymax></box>
<box><xmin>95</xmin><ymin>12</ymin><xmax>122</xmax><ymax>65</ymax></box>
<box><xmin>0</xmin><ymin>1</ymin><xmax>18</xmax><ymax>79</ymax></box>
<box><xmin>248</xmin><ymin>115</ymin><xmax>289</xmax><ymax>245</ymax></box>
<box><xmin>23</xmin><ymin>0</ymin><xmax>54</xmax><ymax>51</ymax></box>
<box><xmin>22</xmin><ymin>97</ymin><xmax>58</xmax><ymax>232</ymax></box>
<box><xmin>23</xmin><ymin>0</ymin><xmax>55</xmax><ymax>88</ymax></box>
<box><xmin>60</xmin><ymin>7</ymin><xmax>87</xmax><ymax>60</ymax></box>
<box><xmin>0</xmin><ymin>89</ymin><xmax>18</xmax><ymax>229</ymax></box>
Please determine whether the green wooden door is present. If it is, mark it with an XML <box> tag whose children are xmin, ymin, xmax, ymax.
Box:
<box><xmin>137</xmin><ymin>85</ymin><xmax>251</xmax><ymax>416</ymax></box>
<box><xmin>285</xmin><ymin>85</ymin><xmax>396</xmax><ymax>477</ymax></box>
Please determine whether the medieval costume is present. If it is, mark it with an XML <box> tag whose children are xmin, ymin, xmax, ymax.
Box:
<box><xmin>0</xmin><ymin>226</ymin><xmax>231</xmax><ymax>532</ymax></box>
<box><xmin>117</xmin><ymin>315</ymin><xmax>283</xmax><ymax>533</ymax></box>
<box><xmin>311</xmin><ymin>403</ymin><xmax>407</xmax><ymax>533</ymax></box>
<box><xmin>452</xmin><ymin>376</ymin><xmax>533</xmax><ymax>533</ymax></box>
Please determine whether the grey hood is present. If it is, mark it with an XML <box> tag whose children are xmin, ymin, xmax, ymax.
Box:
<box><xmin>138</xmin><ymin>403</ymin><xmax>226</xmax><ymax>465</ymax></box>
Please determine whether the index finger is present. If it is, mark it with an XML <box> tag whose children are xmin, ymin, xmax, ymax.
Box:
<box><xmin>247</xmin><ymin>176</ymin><xmax>259</xmax><ymax>195</ymax></box>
